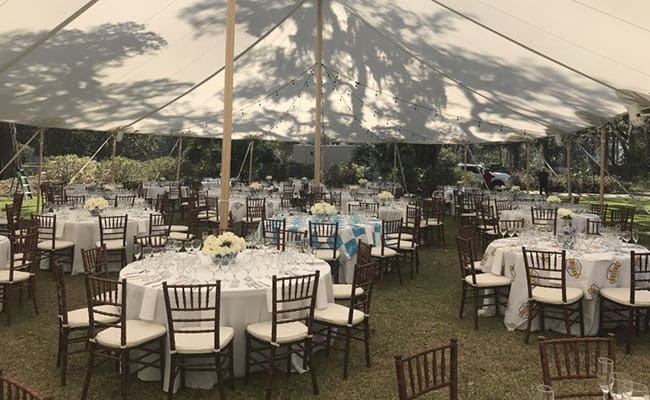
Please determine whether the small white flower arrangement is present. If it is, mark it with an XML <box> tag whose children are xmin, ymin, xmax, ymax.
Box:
<box><xmin>349</xmin><ymin>185</ymin><xmax>360</xmax><ymax>190</ymax></box>
<box><xmin>510</xmin><ymin>185</ymin><xmax>520</xmax><ymax>192</ymax></box>
<box><xmin>249</xmin><ymin>182</ymin><xmax>262</xmax><ymax>190</ymax></box>
<box><xmin>265</xmin><ymin>175</ymin><xmax>272</xmax><ymax>181</ymax></box>
<box><xmin>358</xmin><ymin>178</ymin><xmax>368</xmax><ymax>185</ymax></box>
<box><xmin>557</xmin><ymin>207</ymin><xmax>576</xmax><ymax>220</ymax></box>
<box><xmin>202</xmin><ymin>232</ymin><xmax>246</xmax><ymax>257</ymax></box>
<box><xmin>84</xmin><ymin>197</ymin><xmax>110</xmax><ymax>211</ymax></box>
<box><xmin>377</xmin><ymin>191</ymin><xmax>394</xmax><ymax>201</ymax></box>
<box><xmin>546</xmin><ymin>195</ymin><xmax>561</xmax><ymax>203</ymax></box>
<box><xmin>310</xmin><ymin>201</ymin><xmax>337</xmax><ymax>216</ymax></box>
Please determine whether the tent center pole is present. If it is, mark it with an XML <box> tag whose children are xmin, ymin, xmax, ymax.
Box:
<box><xmin>463</xmin><ymin>144</ymin><xmax>468</xmax><ymax>188</ymax></box>
<box><xmin>599</xmin><ymin>127</ymin><xmax>606</xmax><ymax>206</ymax></box>
<box><xmin>37</xmin><ymin>128</ymin><xmax>45</xmax><ymax>213</ymax></box>
<box><xmin>313</xmin><ymin>0</ymin><xmax>323</xmax><ymax>188</ymax></box>
<box><xmin>176</xmin><ymin>137</ymin><xmax>183</xmax><ymax>182</ymax></box>
<box><xmin>219</xmin><ymin>0</ymin><xmax>236</xmax><ymax>230</ymax></box>
<box><xmin>248</xmin><ymin>140</ymin><xmax>254</xmax><ymax>184</ymax></box>
<box><xmin>566</xmin><ymin>139</ymin><xmax>572</xmax><ymax>198</ymax></box>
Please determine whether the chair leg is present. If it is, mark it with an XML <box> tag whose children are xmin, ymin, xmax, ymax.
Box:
<box><xmin>325</xmin><ymin>326</ymin><xmax>332</xmax><ymax>357</ymax></box>
<box><xmin>121</xmin><ymin>349</ymin><xmax>129</xmax><ymax>400</ymax></box>
<box><xmin>60</xmin><ymin>329</ymin><xmax>69</xmax><ymax>386</ymax></box>
<box><xmin>626</xmin><ymin>308</ymin><xmax>634</xmax><ymax>354</ymax></box>
<box><xmin>395</xmin><ymin>258</ymin><xmax>403</xmax><ymax>286</ymax></box>
<box><xmin>56</xmin><ymin>329</ymin><xmax>63</xmax><ymax>368</ymax></box>
<box><xmin>578</xmin><ymin>301</ymin><xmax>585</xmax><ymax>337</ymax></box>
<box><xmin>286</xmin><ymin>344</ymin><xmax>292</xmax><ymax>378</ymax></box>
<box><xmin>81</xmin><ymin>343</ymin><xmax>95</xmax><ymax>400</ymax></box>
<box><xmin>472</xmin><ymin>287</ymin><xmax>480</xmax><ymax>330</ymax></box>
<box><xmin>525</xmin><ymin>302</ymin><xmax>534</xmax><ymax>344</ymax></box>
<box><xmin>167</xmin><ymin>356</ymin><xmax>176</xmax><ymax>400</ymax></box>
<box><xmin>459</xmin><ymin>284</ymin><xmax>467</xmax><ymax>319</ymax></box>
<box><xmin>306</xmin><ymin>339</ymin><xmax>318</xmax><ymax>395</ymax></box>
<box><xmin>30</xmin><ymin>278</ymin><xmax>38</xmax><ymax>315</ymax></box>
<box><xmin>215</xmin><ymin>354</ymin><xmax>226</xmax><ymax>400</ymax></box>
<box><xmin>265</xmin><ymin>346</ymin><xmax>276</xmax><ymax>400</ymax></box>
<box><xmin>363</xmin><ymin>319</ymin><xmax>371</xmax><ymax>368</ymax></box>
<box><xmin>244</xmin><ymin>335</ymin><xmax>251</xmax><ymax>384</ymax></box>
<box><xmin>343</xmin><ymin>326</ymin><xmax>352</xmax><ymax>380</ymax></box>
<box><xmin>229</xmin><ymin>342</ymin><xmax>235</xmax><ymax>389</ymax></box>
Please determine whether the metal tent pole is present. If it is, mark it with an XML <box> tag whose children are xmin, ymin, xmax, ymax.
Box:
<box><xmin>313</xmin><ymin>0</ymin><xmax>323</xmax><ymax>188</ymax></box>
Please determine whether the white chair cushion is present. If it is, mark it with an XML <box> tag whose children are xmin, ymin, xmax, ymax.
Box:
<box><xmin>173</xmin><ymin>326</ymin><xmax>234</xmax><ymax>354</ymax></box>
<box><xmin>387</xmin><ymin>233</ymin><xmax>413</xmax><ymax>241</ymax></box>
<box><xmin>601</xmin><ymin>287</ymin><xmax>650</xmax><ymax>307</ymax></box>
<box><xmin>207</xmin><ymin>216</ymin><xmax>219</xmax><ymax>223</ymax></box>
<box><xmin>95</xmin><ymin>239</ymin><xmax>125</xmax><ymax>250</ymax></box>
<box><xmin>246</xmin><ymin>320</ymin><xmax>309</xmax><ymax>344</ymax></box>
<box><xmin>371</xmin><ymin>246</ymin><xmax>397</xmax><ymax>258</ymax></box>
<box><xmin>169</xmin><ymin>232</ymin><xmax>194</xmax><ymax>241</ymax></box>
<box><xmin>170</xmin><ymin>225</ymin><xmax>188</xmax><ymax>232</ymax></box>
<box><xmin>245</xmin><ymin>217</ymin><xmax>262</xmax><ymax>223</ymax></box>
<box><xmin>332</xmin><ymin>284</ymin><xmax>365</xmax><ymax>300</ymax></box>
<box><xmin>427</xmin><ymin>220</ymin><xmax>443</xmax><ymax>227</ymax></box>
<box><xmin>95</xmin><ymin>319</ymin><xmax>166</xmax><ymax>348</ymax></box>
<box><xmin>389</xmin><ymin>240</ymin><xmax>417</xmax><ymax>250</ymax></box>
<box><xmin>532</xmin><ymin>286</ymin><xmax>583</xmax><ymax>305</ymax></box>
<box><xmin>0</xmin><ymin>270</ymin><xmax>32</xmax><ymax>283</ymax></box>
<box><xmin>37</xmin><ymin>240</ymin><xmax>75</xmax><ymax>251</ymax></box>
<box><xmin>464</xmin><ymin>273</ymin><xmax>511</xmax><ymax>288</ymax></box>
<box><xmin>313</xmin><ymin>248</ymin><xmax>337</xmax><ymax>261</ymax></box>
<box><xmin>461</xmin><ymin>212</ymin><xmax>477</xmax><ymax>217</ymax></box>
<box><xmin>314</xmin><ymin>303</ymin><xmax>365</xmax><ymax>326</ymax></box>
<box><xmin>66</xmin><ymin>305</ymin><xmax>120</xmax><ymax>329</ymax></box>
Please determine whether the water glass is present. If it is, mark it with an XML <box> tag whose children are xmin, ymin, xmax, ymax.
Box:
<box><xmin>133</xmin><ymin>243</ymin><xmax>142</xmax><ymax>261</ymax></box>
<box><xmin>623</xmin><ymin>381</ymin><xmax>649</xmax><ymax>400</ymax></box>
<box><xmin>597</xmin><ymin>357</ymin><xmax>614</xmax><ymax>399</ymax></box>
<box><xmin>631</xmin><ymin>227</ymin><xmax>639</xmax><ymax>244</ymax></box>
<box><xmin>535</xmin><ymin>384</ymin><xmax>554</xmax><ymax>400</ymax></box>
<box><xmin>610</xmin><ymin>373</ymin><xmax>633</xmax><ymax>400</ymax></box>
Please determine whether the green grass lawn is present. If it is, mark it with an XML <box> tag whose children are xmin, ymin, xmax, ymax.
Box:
<box><xmin>1</xmin><ymin>217</ymin><xmax>649</xmax><ymax>399</ymax></box>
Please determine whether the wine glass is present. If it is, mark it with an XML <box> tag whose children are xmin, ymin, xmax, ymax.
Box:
<box><xmin>621</xmin><ymin>230</ymin><xmax>632</xmax><ymax>245</ymax></box>
<box><xmin>535</xmin><ymin>384</ymin><xmax>554</xmax><ymax>400</ymax></box>
<box><xmin>499</xmin><ymin>222</ymin><xmax>508</xmax><ymax>239</ymax></box>
<box><xmin>597</xmin><ymin>357</ymin><xmax>614</xmax><ymax>399</ymax></box>
<box><xmin>173</xmin><ymin>239</ymin><xmax>184</xmax><ymax>253</ymax></box>
<box><xmin>623</xmin><ymin>382</ymin><xmax>649</xmax><ymax>400</ymax></box>
<box><xmin>190</xmin><ymin>238</ymin><xmax>202</xmax><ymax>254</ymax></box>
<box><xmin>631</xmin><ymin>226</ymin><xmax>639</xmax><ymax>245</ymax></box>
<box><xmin>133</xmin><ymin>243</ymin><xmax>142</xmax><ymax>261</ymax></box>
<box><xmin>610</xmin><ymin>372</ymin><xmax>633</xmax><ymax>400</ymax></box>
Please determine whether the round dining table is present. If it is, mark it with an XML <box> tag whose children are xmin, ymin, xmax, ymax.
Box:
<box><xmin>0</xmin><ymin>235</ymin><xmax>9</xmax><ymax>269</ymax></box>
<box><xmin>119</xmin><ymin>248</ymin><xmax>333</xmax><ymax>391</ymax></box>
<box><xmin>499</xmin><ymin>209</ymin><xmax>600</xmax><ymax>234</ymax></box>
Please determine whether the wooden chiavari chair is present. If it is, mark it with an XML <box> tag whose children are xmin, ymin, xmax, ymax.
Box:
<box><xmin>0</xmin><ymin>370</ymin><xmax>51</xmax><ymax>400</ymax></box>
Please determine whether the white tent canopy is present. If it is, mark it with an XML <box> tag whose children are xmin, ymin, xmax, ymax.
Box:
<box><xmin>0</xmin><ymin>0</ymin><xmax>648</xmax><ymax>144</ymax></box>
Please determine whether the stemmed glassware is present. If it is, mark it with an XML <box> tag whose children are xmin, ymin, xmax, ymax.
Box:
<box><xmin>623</xmin><ymin>382</ymin><xmax>649</xmax><ymax>399</ymax></box>
<box><xmin>597</xmin><ymin>357</ymin><xmax>614</xmax><ymax>400</ymax></box>
<box><xmin>133</xmin><ymin>243</ymin><xmax>142</xmax><ymax>261</ymax></box>
<box><xmin>609</xmin><ymin>372</ymin><xmax>633</xmax><ymax>400</ymax></box>
<box><xmin>631</xmin><ymin>226</ymin><xmax>639</xmax><ymax>245</ymax></box>
<box><xmin>621</xmin><ymin>230</ymin><xmax>632</xmax><ymax>246</ymax></box>
<box><xmin>535</xmin><ymin>384</ymin><xmax>554</xmax><ymax>400</ymax></box>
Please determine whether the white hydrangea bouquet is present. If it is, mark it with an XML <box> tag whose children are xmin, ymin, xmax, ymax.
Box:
<box><xmin>546</xmin><ymin>195</ymin><xmax>561</xmax><ymax>204</ymax></box>
<box><xmin>358</xmin><ymin>178</ymin><xmax>368</xmax><ymax>185</ymax></box>
<box><xmin>510</xmin><ymin>185</ymin><xmax>520</xmax><ymax>192</ymax></box>
<box><xmin>84</xmin><ymin>197</ymin><xmax>110</xmax><ymax>215</ymax></box>
<box><xmin>377</xmin><ymin>191</ymin><xmax>394</xmax><ymax>201</ymax></box>
<box><xmin>249</xmin><ymin>182</ymin><xmax>262</xmax><ymax>191</ymax></box>
<box><xmin>202</xmin><ymin>231</ymin><xmax>246</xmax><ymax>259</ymax></box>
<box><xmin>557</xmin><ymin>207</ymin><xmax>576</xmax><ymax>220</ymax></box>
<box><xmin>310</xmin><ymin>201</ymin><xmax>337</xmax><ymax>216</ymax></box>
<box><xmin>265</xmin><ymin>175</ymin><xmax>273</xmax><ymax>181</ymax></box>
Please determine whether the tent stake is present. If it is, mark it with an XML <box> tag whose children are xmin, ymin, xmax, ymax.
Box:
<box><xmin>313</xmin><ymin>0</ymin><xmax>323</xmax><ymax>188</ymax></box>
<box><xmin>219</xmin><ymin>0</ymin><xmax>237</xmax><ymax>230</ymax></box>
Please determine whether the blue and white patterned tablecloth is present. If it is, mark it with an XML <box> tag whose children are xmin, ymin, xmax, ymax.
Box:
<box><xmin>280</xmin><ymin>214</ymin><xmax>382</xmax><ymax>283</ymax></box>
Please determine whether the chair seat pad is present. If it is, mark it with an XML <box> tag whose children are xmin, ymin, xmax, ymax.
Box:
<box><xmin>332</xmin><ymin>284</ymin><xmax>365</xmax><ymax>300</ymax></box>
<box><xmin>173</xmin><ymin>326</ymin><xmax>234</xmax><ymax>354</ymax></box>
<box><xmin>169</xmin><ymin>231</ymin><xmax>194</xmax><ymax>241</ymax></box>
<box><xmin>0</xmin><ymin>270</ymin><xmax>31</xmax><ymax>283</ymax></box>
<box><xmin>207</xmin><ymin>216</ymin><xmax>219</xmax><ymax>223</ymax></box>
<box><xmin>532</xmin><ymin>286</ymin><xmax>583</xmax><ymax>305</ymax></box>
<box><xmin>461</xmin><ymin>212</ymin><xmax>477</xmax><ymax>217</ymax></box>
<box><xmin>170</xmin><ymin>225</ymin><xmax>188</xmax><ymax>232</ymax></box>
<box><xmin>387</xmin><ymin>233</ymin><xmax>413</xmax><ymax>241</ymax></box>
<box><xmin>371</xmin><ymin>246</ymin><xmax>397</xmax><ymax>258</ymax></box>
<box><xmin>601</xmin><ymin>287</ymin><xmax>650</xmax><ymax>307</ymax></box>
<box><xmin>246</xmin><ymin>320</ymin><xmax>309</xmax><ymax>344</ymax></box>
<box><xmin>426</xmin><ymin>221</ymin><xmax>443</xmax><ymax>227</ymax></box>
<box><xmin>314</xmin><ymin>303</ymin><xmax>365</xmax><ymax>326</ymax></box>
<box><xmin>313</xmin><ymin>248</ymin><xmax>338</xmax><ymax>261</ymax></box>
<box><xmin>95</xmin><ymin>320</ymin><xmax>166</xmax><ymax>348</ymax></box>
<box><xmin>66</xmin><ymin>305</ymin><xmax>120</xmax><ymax>329</ymax></box>
<box><xmin>37</xmin><ymin>240</ymin><xmax>75</xmax><ymax>251</ymax></box>
<box><xmin>389</xmin><ymin>240</ymin><xmax>417</xmax><ymax>250</ymax></box>
<box><xmin>95</xmin><ymin>239</ymin><xmax>125</xmax><ymax>250</ymax></box>
<box><xmin>464</xmin><ymin>273</ymin><xmax>511</xmax><ymax>288</ymax></box>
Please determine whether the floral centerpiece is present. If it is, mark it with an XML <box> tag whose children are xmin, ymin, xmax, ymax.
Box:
<box><xmin>557</xmin><ymin>207</ymin><xmax>577</xmax><ymax>249</ymax></box>
<box><xmin>310</xmin><ymin>201</ymin><xmax>337</xmax><ymax>217</ymax></box>
<box><xmin>358</xmin><ymin>178</ymin><xmax>368</xmax><ymax>186</ymax></box>
<box><xmin>202</xmin><ymin>231</ymin><xmax>247</xmax><ymax>264</ymax></box>
<box><xmin>84</xmin><ymin>197</ymin><xmax>110</xmax><ymax>216</ymax></box>
<box><xmin>249</xmin><ymin>182</ymin><xmax>262</xmax><ymax>191</ymax></box>
<box><xmin>546</xmin><ymin>195</ymin><xmax>561</xmax><ymax>204</ymax></box>
<box><xmin>510</xmin><ymin>185</ymin><xmax>520</xmax><ymax>192</ymax></box>
<box><xmin>377</xmin><ymin>191</ymin><xmax>394</xmax><ymax>201</ymax></box>
<box><xmin>349</xmin><ymin>185</ymin><xmax>360</xmax><ymax>191</ymax></box>
<box><xmin>265</xmin><ymin>175</ymin><xmax>273</xmax><ymax>181</ymax></box>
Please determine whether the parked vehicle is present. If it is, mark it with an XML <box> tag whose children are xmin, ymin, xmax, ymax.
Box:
<box><xmin>456</xmin><ymin>163</ymin><xmax>511</xmax><ymax>189</ymax></box>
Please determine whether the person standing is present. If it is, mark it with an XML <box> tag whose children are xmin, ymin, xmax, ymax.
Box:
<box><xmin>537</xmin><ymin>168</ymin><xmax>549</xmax><ymax>196</ymax></box>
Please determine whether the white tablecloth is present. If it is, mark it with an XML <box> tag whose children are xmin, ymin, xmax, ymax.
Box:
<box><xmin>480</xmin><ymin>237</ymin><xmax>648</xmax><ymax>335</ymax></box>
<box><xmin>0</xmin><ymin>235</ymin><xmax>9</xmax><ymax>269</ymax></box>
<box><xmin>44</xmin><ymin>208</ymin><xmax>151</xmax><ymax>274</ymax></box>
<box><xmin>119</xmin><ymin>249</ymin><xmax>333</xmax><ymax>390</ymax></box>
<box><xmin>499</xmin><ymin>210</ymin><xmax>600</xmax><ymax>233</ymax></box>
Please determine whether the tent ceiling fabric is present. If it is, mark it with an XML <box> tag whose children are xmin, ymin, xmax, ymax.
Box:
<box><xmin>0</xmin><ymin>0</ymin><xmax>648</xmax><ymax>144</ymax></box>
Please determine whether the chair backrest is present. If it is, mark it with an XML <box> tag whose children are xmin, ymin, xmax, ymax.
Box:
<box><xmin>589</xmin><ymin>203</ymin><xmax>608</xmax><ymax>221</ymax></box>
<box><xmin>98</xmin><ymin>215</ymin><xmax>128</xmax><ymax>246</ymax></box>
<box><xmin>394</xmin><ymin>338</ymin><xmax>458</xmax><ymax>400</ymax></box>
<box><xmin>455</xmin><ymin>235</ymin><xmax>478</xmax><ymax>284</ymax></box>
<box><xmin>206</xmin><ymin>196</ymin><xmax>219</xmax><ymax>218</ymax></box>
<box><xmin>81</xmin><ymin>245</ymin><xmax>109</xmax><ymax>277</ymax></box>
<box><xmin>4</xmin><ymin>204</ymin><xmax>18</xmax><ymax>236</ymax></box>
<box><xmin>262</xmin><ymin>218</ymin><xmax>286</xmax><ymax>250</ymax></box>
<box><xmin>246</xmin><ymin>197</ymin><xmax>265</xmax><ymax>222</ymax></box>
<box><xmin>329</xmin><ymin>192</ymin><xmax>342</xmax><ymax>208</ymax></box>
<box><xmin>308</xmin><ymin>221</ymin><xmax>339</xmax><ymax>259</ymax></box>
<box><xmin>84</xmin><ymin>275</ymin><xmax>125</xmax><ymax>344</ymax></box>
<box><xmin>52</xmin><ymin>259</ymin><xmax>70</xmax><ymax>327</ymax></box>
<box><xmin>522</xmin><ymin>247</ymin><xmax>568</xmax><ymax>302</ymax></box>
<box><xmin>149</xmin><ymin>212</ymin><xmax>171</xmax><ymax>236</ymax></box>
<box><xmin>531</xmin><ymin>207</ymin><xmax>558</xmax><ymax>234</ymax></box>
<box><xmin>585</xmin><ymin>219</ymin><xmax>601</xmax><ymax>235</ymax></box>
<box><xmin>493</xmin><ymin>199</ymin><xmax>512</xmax><ymax>216</ymax></box>
<box><xmin>279</xmin><ymin>196</ymin><xmax>293</xmax><ymax>210</ymax></box>
<box><xmin>66</xmin><ymin>194</ymin><xmax>86</xmax><ymax>208</ymax></box>
<box><xmin>630</xmin><ymin>251</ymin><xmax>650</xmax><ymax>305</ymax></box>
<box><xmin>134</xmin><ymin>233</ymin><xmax>168</xmax><ymax>252</ymax></box>
<box><xmin>270</xmin><ymin>272</ymin><xmax>320</xmax><ymax>345</ymax></box>
<box><xmin>162</xmin><ymin>281</ymin><xmax>223</xmax><ymax>353</ymax></box>
<box><xmin>9</xmin><ymin>221</ymin><xmax>39</xmax><ymax>281</ymax></box>
<box><xmin>457</xmin><ymin>224</ymin><xmax>478</xmax><ymax>244</ymax></box>
<box><xmin>357</xmin><ymin>239</ymin><xmax>372</xmax><ymax>265</ymax></box>
<box><xmin>476</xmin><ymin>201</ymin><xmax>497</xmax><ymax>227</ymax></box>
<box><xmin>609</xmin><ymin>206</ymin><xmax>635</xmax><ymax>232</ymax></box>
<box><xmin>33</xmin><ymin>214</ymin><xmax>57</xmax><ymax>248</ymax></box>
<box><xmin>0</xmin><ymin>370</ymin><xmax>51</xmax><ymax>400</ymax></box>
<box><xmin>405</xmin><ymin>206</ymin><xmax>422</xmax><ymax>230</ymax></box>
<box><xmin>381</xmin><ymin>219</ymin><xmax>402</xmax><ymax>254</ymax></box>
<box><xmin>12</xmin><ymin>191</ymin><xmax>24</xmax><ymax>213</ymax></box>
<box><xmin>349</xmin><ymin>261</ymin><xmax>376</xmax><ymax>317</ymax></box>
<box><xmin>114</xmin><ymin>194</ymin><xmax>136</xmax><ymax>207</ymax></box>
<box><xmin>538</xmin><ymin>335</ymin><xmax>615</xmax><ymax>398</ymax></box>
<box><xmin>498</xmin><ymin>218</ymin><xmax>525</xmax><ymax>235</ymax></box>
